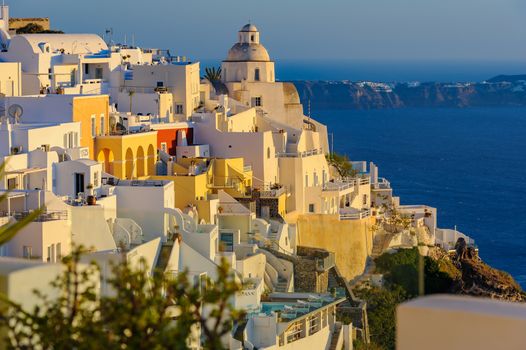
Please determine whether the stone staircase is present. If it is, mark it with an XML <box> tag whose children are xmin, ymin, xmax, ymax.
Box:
<box><xmin>329</xmin><ymin>323</ymin><xmax>343</xmax><ymax>350</ymax></box>
<box><xmin>275</xmin><ymin>276</ymin><xmax>288</xmax><ymax>292</ymax></box>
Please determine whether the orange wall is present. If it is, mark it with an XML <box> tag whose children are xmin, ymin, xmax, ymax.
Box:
<box><xmin>72</xmin><ymin>95</ymin><xmax>109</xmax><ymax>159</ymax></box>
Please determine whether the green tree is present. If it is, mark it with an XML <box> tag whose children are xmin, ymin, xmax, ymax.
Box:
<box><xmin>1</xmin><ymin>247</ymin><xmax>243</xmax><ymax>350</ymax></box>
<box><xmin>356</xmin><ymin>286</ymin><xmax>408</xmax><ymax>350</ymax></box>
<box><xmin>326</xmin><ymin>152</ymin><xmax>357</xmax><ymax>178</ymax></box>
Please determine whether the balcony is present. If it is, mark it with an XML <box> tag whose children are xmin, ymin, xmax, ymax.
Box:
<box><xmin>276</xmin><ymin>148</ymin><xmax>323</xmax><ymax>158</ymax></box>
<box><xmin>339</xmin><ymin>208</ymin><xmax>370</xmax><ymax>221</ymax></box>
<box><xmin>0</xmin><ymin>210</ymin><xmax>68</xmax><ymax>222</ymax></box>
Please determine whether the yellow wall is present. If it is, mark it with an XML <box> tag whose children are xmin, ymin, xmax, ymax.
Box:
<box><xmin>212</xmin><ymin>158</ymin><xmax>253</xmax><ymax>197</ymax></box>
<box><xmin>297</xmin><ymin>214</ymin><xmax>375</xmax><ymax>281</ymax></box>
<box><xmin>72</xmin><ymin>95</ymin><xmax>109</xmax><ymax>159</ymax></box>
<box><xmin>149</xmin><ymin>173</ymin><xmax>209</xmax><ymax>210</ymax></box>
<box><xmin>95</xmin><ymin>131</ymin><xmax>157</xmax><ymax>179</ymax></box>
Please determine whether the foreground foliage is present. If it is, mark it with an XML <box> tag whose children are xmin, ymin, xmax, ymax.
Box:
<box><xmin>0</xmin><ymin>247</ymin><xmax>243</xmax><ymax>350</ymax></box>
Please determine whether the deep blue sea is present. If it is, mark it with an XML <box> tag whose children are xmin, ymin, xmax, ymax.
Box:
<box><xmin>312</xmin><ymin>107</ymin><xmax>526</xmax><ymax>288</ymax></box>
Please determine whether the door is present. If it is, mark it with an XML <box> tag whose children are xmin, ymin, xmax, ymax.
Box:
<box><xmin>74</xmin><ymin>173</ymin><xmax>85</xmax><ymax>196</ymax></box>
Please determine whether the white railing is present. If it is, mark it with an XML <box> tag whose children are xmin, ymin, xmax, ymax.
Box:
<box><xmin>276</xmin><ymin>148</ymin><xmax>323</xmax><ymax>158</ymax></box>
<box><xmin>323</xmin><ymin>176</ymin><xmax>369</xmax><ymax>191</ymax></box>
<box><xmin>339</xmin><ymin>209</ymin><xmax>370</xmax><ymax>221</ymax></box>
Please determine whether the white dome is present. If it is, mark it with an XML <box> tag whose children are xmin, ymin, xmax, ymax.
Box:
<box><xmin>240</xmin><ymin>24</ymin><xmax>258</xmax><ymax>32</ymax></box>
<box><xmin>226</xmin><ymin>43</ymin><xmax>270</xmax><ymax>62</ymax></box>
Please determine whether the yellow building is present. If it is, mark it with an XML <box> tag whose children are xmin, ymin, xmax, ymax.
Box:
<box><xmin>95</xmin><ymin>131</ymin><xmax>157</xmax><ymax>179</ymax></box>
<box><xmin>209</xmin><ymin>158</ymin><xmax>253</xmax><ymax>198</ymax></box>
<box><xmin>148</xmin><ymin>157</ymin><xmax>254</xmax><ymax>223</ymax></box>
<box><xmin>8</xmin><ymin>94</ymin><xmax>109</xmax><ymax>159</ymax></box>
<box><xmin>72</xmin><ymin>95</ymin><xmax>110</xmax><ymax>158</ymax></box>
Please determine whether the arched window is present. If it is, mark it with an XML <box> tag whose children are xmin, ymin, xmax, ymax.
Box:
<box><xmin>255</xmin><ymin>68</ymin><xmax>260</xmax><ymax>81</ymax></box>
<box><xmin>251</xmin><ymin>35</ymin><xmax>255</xmax><ymax>42</ymax></box>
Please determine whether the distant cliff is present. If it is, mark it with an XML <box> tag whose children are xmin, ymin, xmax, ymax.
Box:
<box><xmin>292</xmin><ymin>75</ymin><xmax>526</xmax><ymax>109</ymax></box>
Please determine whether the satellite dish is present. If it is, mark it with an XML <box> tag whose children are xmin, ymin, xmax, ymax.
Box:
<box><xmin>8</xmin><ymin>104</ymin><xmax>23</xmax><ymax>123</ymax></box>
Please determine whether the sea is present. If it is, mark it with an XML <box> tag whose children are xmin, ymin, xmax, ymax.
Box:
<box><xmin>202</xmin><ymin>58</ymin><xmax>526</xmax><ymax>287</ymax></box>
<box><xmin>312</xmin><ymin>107</ymin><xmax>526</xmax><ymax>288</ymax></box>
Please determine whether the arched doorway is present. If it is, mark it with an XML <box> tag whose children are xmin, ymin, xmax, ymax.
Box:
<box><xmin>147</xmin><ymin>144</ymin><xmax>155</xmax><ymax>175</ymax></box>
<box><xmin>97</xmin><ymin>148</ymin><xmax>115</xmax><ymax>174</ymax></box>
<box><xmin>136</xmin><ymin>146</ymin><xmax>145</xmax><ymax>177</ymax></box>
<box><xmin>125</xmin><ymin>148</ymin><xmax>134</xmax><ymax>179</ymax></box>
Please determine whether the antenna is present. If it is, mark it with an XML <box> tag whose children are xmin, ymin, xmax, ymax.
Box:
<box><xmin>132</xmin><ymin>34</ymin><xmax>135</xmax><ymax>48</ymax></box>
<box><xmin>8</xmin><ymin>104</ymin><xmax>23</xmax><ymax>124</ymax></box>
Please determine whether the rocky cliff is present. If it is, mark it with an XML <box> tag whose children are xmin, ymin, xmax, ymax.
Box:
<box><xmin>293</xmin><ymin>75</ymin><xmax>526</xmax><ymax>110</ymax></box>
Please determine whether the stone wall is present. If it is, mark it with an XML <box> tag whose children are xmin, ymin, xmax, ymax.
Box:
<box><xmin>294</xmin><ymin>258</ymin><xmax>329</xmax><ymax>293</ymax></box>
<box><xmin>297</xmin><ymin>214</ymin><xmax>375</xmax><ymax>281</ymax></box>
<box><xmin>9</xmin><ymin>18</ymin><xmax>50</xmax><ymax>31</ymax></box>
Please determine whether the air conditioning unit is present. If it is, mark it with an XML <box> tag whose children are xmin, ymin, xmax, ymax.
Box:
<box><xmin>10</xmin><ymin>146</ymin><xmax>22</xmax><ymax>155</ymax></box>
<box><xmin>40</xmin><ymin>144</ymin><xmax>50</xmax><ymax>152</ymax></box>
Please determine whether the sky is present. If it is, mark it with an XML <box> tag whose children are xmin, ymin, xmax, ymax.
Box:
<box><xmin>8</xmin><ymin>0</ymin><xmax>526</xmax><ymax>63</ymax></box>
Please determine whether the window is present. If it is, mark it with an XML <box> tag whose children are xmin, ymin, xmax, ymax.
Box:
<box><xmin>91</xmin><ymin>116</ymin><xmax>96</xmax><ymax>137</ymax></box>
<box><xmin>100</xmin><ymin>114</ymin><xmax>105</xmax><ymax>136</ymax></box>
<box><xmin>251</xmin><ymin>35</ymin><xmax>255</xmax><ymax>42</ymax></box>
<box><xmin>23</xmin><ymin>246</ymin><xmax>32</xmax><ymax>259</ymax></box>
<box><xmin>363</xmin><ymin>194</ymin><xmax>368</xmax><ymax>205</ymax></box>
<box><xmin>305</xmin><ymin>174</ymin><xmax>309</xmax><ymax>187</ymax></box>
<box><xmin>63</xmin><ymin>134</ymin><xmax>68</xmax><ymax>148</ymax></box>
<box><xmin>267</xmin><ymin>147</ymin><xmax>271</xmax><ymax>159</ymax></box>
<box><xmin>84</xmin><ymin>64</ymin><xmax>90</xmax><ymax>75</ymax></box>
<box><xmin>160</xmin><ymin>142</ymin><xmax>167</xmax><ymax>153</ymax></box>
<box><xmin>95</xmin><ymin>67</ymin><xmax>103</xmax><ymax>80</ymax></box>
<box><xmin>219</xmin><ymin>232</ymin><xmax>234</xmax><ymax>252</ymax></box>
<box><xmin>94</xmin><ymin>172</ymin><xmax>99</xmax><ymax>187</ymax></box>
<box><xmin>252</xmin><ymin>96</ymin><xmax>262</xmax><ymax>107</ymax></box>
<box><xmin>309</xmin><ymin>204</ymin><xmax>315</xmax><ymax>213</ymax></box>
<box><xmin>157</xmin><ymin>81</ymin><xmax>164</xmax><ymax>87</ymax></box>
<box><xmin>56</xmin><ymin>243</ymin><xmax>62</xmax><ymax>261</ymax></box>
<box><xmin>254</xmin><ymin>68</ymin><xmax>260</xmax><ymax>81</ymax></box>
<box><xmin>7</xmin><ymin>177</ymin><xmax>17</xmax><ymax>190</ymax></box>
<box><xmin>176</xmin><ymin>104</ymin><xmax>184</xmax><ymax>114</ymax></box>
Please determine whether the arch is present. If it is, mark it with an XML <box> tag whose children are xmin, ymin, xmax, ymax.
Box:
<box><xmin>125</xmin><ymin>148</ymin><xmax>134</xmax><ymax>179</ymax></box>
<box><xmin>147</xmin><ymin>144</ymin><xmax>156</xmax><ymax>175</ymax></box>
<box><xmin>96</xmin><ymin>148</ymin><xmax>115</xmax><ymax>174</ymax></box>
<box><xmin>136</xmin><ymin>146</ymin><xmax>145</xmax><ymax>177</ymax></box>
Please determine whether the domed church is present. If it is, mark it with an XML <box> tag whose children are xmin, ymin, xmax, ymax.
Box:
<box><xmin>219</xmin><ymin>22</ymin><xmax>328</xmax><ymax>149</ymax></box>
<box><xmin>222</xmin><ymin>24</ymin><xmax>275</xmax><ymax>83</ymax></box>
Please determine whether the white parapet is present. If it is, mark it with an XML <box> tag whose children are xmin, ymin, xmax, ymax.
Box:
<box><xmin>397</xmin><ymin>295</ymin><xmax>526</xmax><ymax>350</ymax></box>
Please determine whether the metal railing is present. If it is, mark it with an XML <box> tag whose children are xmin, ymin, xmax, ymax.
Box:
<box><xmin>276</xmin><ymin>148</ymin><xmax>323</xmax><ymax>158</ymax></box>
<box><xmin>316</xmin><ymin>252</ymin><xmax>336</xmax><ymax>272</ymax></box>
<box><xmin>0</xmin><ymin>210</ymin><xmax>68</xmax><ymax>222</ymax></box>
<box><xmin>339</xmin><ymin>209</ymin><xmax>370</xmax><ymax>221</ymax></box>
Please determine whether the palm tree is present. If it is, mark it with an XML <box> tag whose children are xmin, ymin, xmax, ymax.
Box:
<box><xmin>203</xmin><ymin>67</ymin><xmax>222</xmax><ymax>82</ymax></box>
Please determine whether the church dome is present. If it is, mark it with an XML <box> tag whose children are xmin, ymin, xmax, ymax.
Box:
<box><xmin>225</xmin><ymin>23</ymin><xmax>271</xmax><ymax>62</ymax></box>
<box><xmin>240</xmin><ymin>24</ymin><xmax>258</xmax><ymax>32</ymax></box>
<box><xmin>226</xmin><ymin>42</ymin><xmax>270</xmax><ymax>62</ymax></box>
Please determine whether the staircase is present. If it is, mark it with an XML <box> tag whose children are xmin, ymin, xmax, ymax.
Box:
<box><xmin>154</xmin><ymin>243</ymin><xmax>173</xmax><ymax>276</ymax></box>
<box><xmin>329</xmin><ymin>323</ymin><xmax>343</xmax><ymax>350</ymax></box>
<box><xmin>275</xmin><ymin>276</ymin><xmax>288</xmax><ymax>292</ymax></box>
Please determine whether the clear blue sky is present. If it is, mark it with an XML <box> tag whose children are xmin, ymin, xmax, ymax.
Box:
<box><xmin>9</xmin><ymin>0</ymin><xmax>526</xmax><ymax>62</ymax></box>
